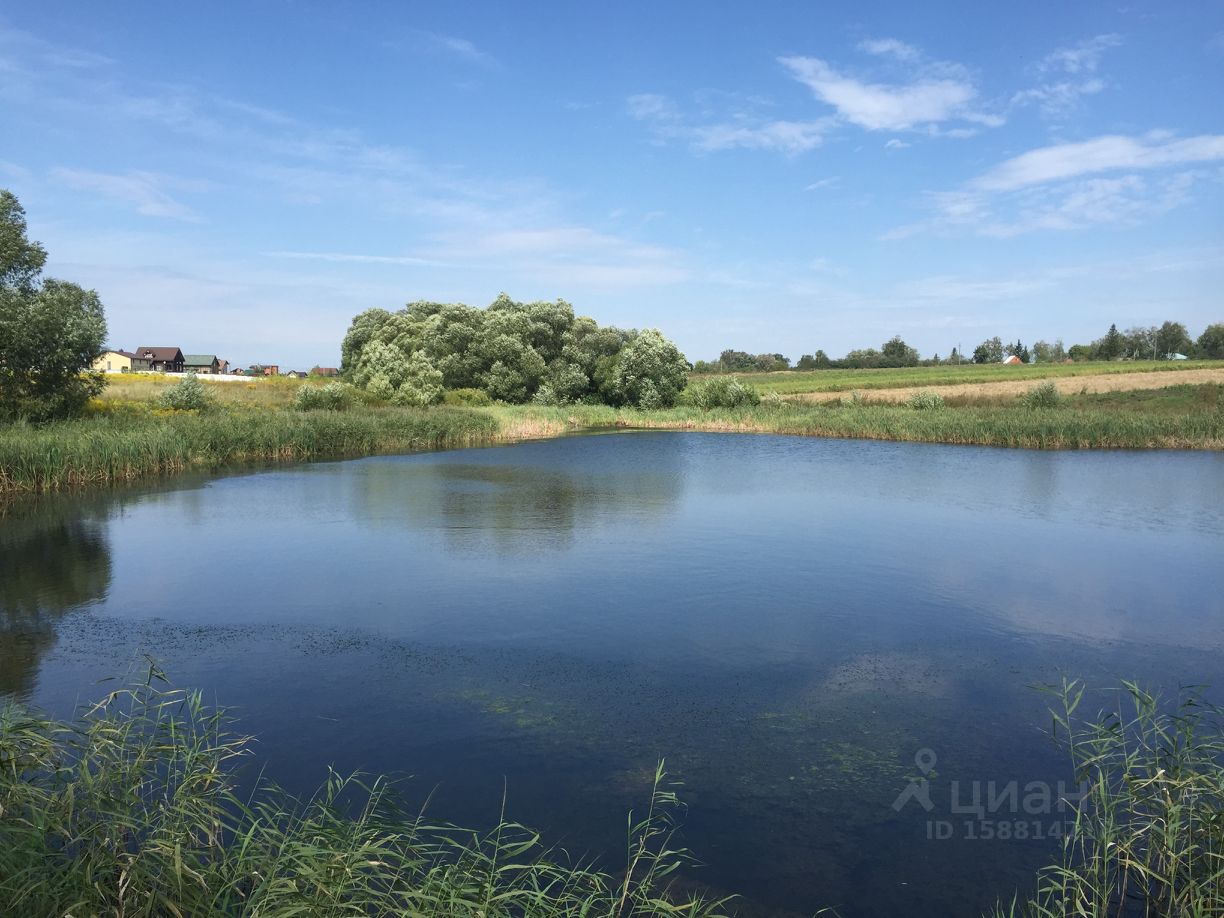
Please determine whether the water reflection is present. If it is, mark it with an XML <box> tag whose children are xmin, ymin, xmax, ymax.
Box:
<box><xmin>0</xmin><ymin>496</ymin><xmax>112</xmax><ymax>699</ymax></box>
<box><xmin>344</xmin><ymin>434</ymin><xmax>685</xmax><ymax>555</ymax></box>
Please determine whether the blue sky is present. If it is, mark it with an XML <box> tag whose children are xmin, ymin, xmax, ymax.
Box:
<box><xmin>1</xmin><ymin>1</ymin><xmax>1221</xmax><ymax>368</ymax></box>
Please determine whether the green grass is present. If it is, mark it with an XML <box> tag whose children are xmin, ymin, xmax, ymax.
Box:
<box><xmin>0</xmin><ymin>669</ymin><xmax>730</xmax><ymax>917</ymax></box>
<box><xmin>0</xmin><ymin>407</ymin><xmax>497</xmax><ymax>495</ymax></box>
<box><xmin>701</xmin><ymin>360</ymin><xmax>1224</xmax><ymax>395</ymax></box>
<box><xmin>3</xmin><ymin>380</ymin><xmax>1222</xmax><ymax>497</ymax></box>
<box><xmin>487</xmin><ymin>386</ymin><xmax>1224</xmax><ymax>451</ymax></box>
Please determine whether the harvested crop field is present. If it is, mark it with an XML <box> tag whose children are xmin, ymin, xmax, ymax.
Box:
<box><xmin>788</xmin><ymin>367</ymin><xmax>1224</xmax><ymax>404</ymax></box>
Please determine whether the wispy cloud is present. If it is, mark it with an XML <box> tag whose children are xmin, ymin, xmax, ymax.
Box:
<box><xmin>49</xmin><ymin>168</ymin><xmax>206</xmax><ymax>221</ymax></box>
<box><xmin>1013</xmin><ymin>34</ymin><xmax>1121</xmax><ymax>117</ymax></box>
<box><xmin>857</xmin><ymin>38</ymin><xmax>921</xmax><ymax>62</ymax></box>
<box><xmin>972</xmin><ymin>133</ymin><xmax>1224</xmax><ymax>191</ymax></box>
<box><xmin>626</xmin><ymin>92</ymin><xmax>830</xmax><ymax>155</ymax></box>
<box><xmin>887</xmin><ymin>132</ymin><xmax>1224</xmax><ymax>239</ymax></box>
<box><xmin>1038</xmin><ymin>33</ymin><xmax>1121</xmax><ymax>75</ymax></box>
<box><xmin>779</xmin><ymin>44</ymin><xmax>1001</xmax><ymax>133</ymax></box>
<box><xmin>263</xmin><ymin>251</ymin><xmax>451</xmax><ymax>268</ymax></box>
<box><xmin>804</xmin><ymin>177</ymin><xmax>840</xmax><ymax>191</ymax></box>
<box><xmin>404</xmin><ymin>30</ymin><xmax>496</xmax><ymax>66</ymax></box>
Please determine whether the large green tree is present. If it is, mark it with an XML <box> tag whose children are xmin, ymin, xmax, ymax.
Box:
<box><xmin>1155</xmin><ymin>320</ymin><xmax>1192</xmax><ymax>358</ymax></box>
<box><xmin>0</xmin><ymin>190</ymin><xmax>107</xmax><ymax>421</ymax></box>
<box><xmin>1197</xmin><ymin>323</ymin><xmax>1224</xmax><ymax>359</ymax></box>
<box><xmin>340</xmin><ymin>294</ymin><xmax>686</xmax><ymax>407</ymax></box>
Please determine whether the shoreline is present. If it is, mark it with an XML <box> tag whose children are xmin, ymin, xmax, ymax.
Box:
<box><xmin>3</xmin><ymin>393</ymin><xmax>1222</xmax><ymax>499</ymax></box>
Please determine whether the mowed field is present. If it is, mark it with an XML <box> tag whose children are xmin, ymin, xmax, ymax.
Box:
<box><xmin>790</xmin><ymin>367</ymin><xmax>1224</xmax><ymax>404</ymax></box>
<box><xmin>703</xmin><ymin>359</ymin><xmax>1224</xmax><ymax>396</ymax></box>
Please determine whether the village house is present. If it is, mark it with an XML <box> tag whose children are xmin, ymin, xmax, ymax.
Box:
<box><xmin>92</xmin><ymin>349</ymin><xmax>152</xmax><ymax>373</ymax></box>
<box><xmin>284</xmin><ymin>369</ymin><xmax>308</xmax><ymax>378</ymax></box>
<box><xmin>310</xmin><ymin>366</ymin><xmax>340</xmax><ymax>377</ymax></box>
<box><xmin>216</xmin><ymin>358</ymin><xmax>230</xmax><ymax>374</ymax></box>
<box><xmin>183</xmin><ymin>354</ymin><xmax>221</xmax><ymax>374</ymax></box>
<box><xmin>262</xmin><ymin>365</ymin><xmax>280</xmax><ymax>376</ymax></box>
<box><xmin>136</xmin><ymin>346</ymin><xmax>184</xmax><ymax>373</ymax></box>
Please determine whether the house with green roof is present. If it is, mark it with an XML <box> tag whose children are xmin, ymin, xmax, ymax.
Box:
<box><xmin>183</xmin><ymin>354</ymin><xmax>220</xmax><ymax>374</ymax></box>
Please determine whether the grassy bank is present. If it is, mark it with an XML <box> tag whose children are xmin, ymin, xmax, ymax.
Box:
<box><xmin>0</xmin><ymin>407</ymin><xmax>497</xmax><ymax>495</ymax></box>
<box><xmin>2</xmin><ymin>378</ymin><xmax>1222</xmax><ymax>497</ymax></box>
<box><xmin>0</xmin><ymin>672</ymin><xmax>728</xmax><ymax>917</ymax></box>
<box><xmin>488</xmin><ymin>386</ymin><xmax>1224</xmax><ymax>451</ymax></box>
<box><xmin>704</xmin><ymin>359</ymin><xmax>1224</xmax><ymax>395</ymax></box>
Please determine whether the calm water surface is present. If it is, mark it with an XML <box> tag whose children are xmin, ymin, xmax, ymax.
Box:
<box><xmin>4</xmin><ymin>433</ymin><xmax>1223</xmax><ymax>916</ymax></box>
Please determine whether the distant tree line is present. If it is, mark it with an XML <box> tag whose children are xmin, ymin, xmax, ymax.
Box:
<box><xmin>340</xmin><ymin>295</ymin><xmax>689</xmax><ymax>408</ymax></box>
<box><xmin>696</xmin><ymin>320</ymin><xmax>1224</xmax><ymax>373</ymax></box>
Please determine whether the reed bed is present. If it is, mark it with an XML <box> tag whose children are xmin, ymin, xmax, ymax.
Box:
<box><xmin>486</xmin><ymin>395</ymin><xmax>1224</xmax><ymax>451</ymax></box>
<box><xmin>3</xmin><ymin>383</ymin><xmax>1221</xmax><ymax>497</ymax></box>
<box><xmin>0</xmin><ymin>669</ymin><xmax>731</xmax><ymax>917</ymax></box>
<box><xmin>0</xmin><ymin>408</ymin><xmax>497</xmax><ymax>494</ymax></box>
<box><xmin>994</xmin><ymin>680</ymin><xmax>1224</xmax><ymax>917</ymax></box>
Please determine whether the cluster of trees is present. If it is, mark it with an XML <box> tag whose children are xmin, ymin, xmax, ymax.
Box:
<box><xmin>698</xmin><ymin>336</ymin><xmax>923</xmax><ymax>372</ymax></box>
<box><xmin>693</xmin><ymin>350</ymin><xmax>791</xmax><ymax>373</ymax></box>
<box><xmin>0</xmin><ymin>191</ymin><xmax>108</xmax><ymax>421</ymax></box>
<box><xmin>1069</xmin><ymin>321</ymin><xmax>1223</xmax><ymax>361</ymax></box>
<box><xmin>698</xmin><ymin>320</ymin><xmax>1224</xmax><ymax>375</ymax></box>
<box><xmin>340</xmin><ymin>295</ymin><xmax>689</xmax><ymax>408</ymax></box>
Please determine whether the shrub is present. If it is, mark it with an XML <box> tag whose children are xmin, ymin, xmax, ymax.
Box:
<box><xmin>443</xmin><ymin>387</ymin><xmax>493</xmax><ymax>407</ymax></box>
<box><xmin>760</xmin><ymin>390</ymin><xmax>786</xmax><ymax>410</ymax></box>
<box><xmin>1021</xmin><ymin>380</ymin><xmax>1061</xmax><ymax>409</ymax></box>
<box><xmin>293</xmin><ymin>382</ymin><xmax>352</xmax><ymax>411</ymax></box>
<box><xmin>157</xmin><ymin>373</ymin><xmax>212</xmax><ymax>411</ymax></box>
<box><xmin>906</xmin><ymin>389</ymin><xmax>945</xmax><ymax>410</ymax></box>
<box><xmin>682</xmin><ymin>375</ymin><xmax>761</xmax><ymax>409</ymax></box>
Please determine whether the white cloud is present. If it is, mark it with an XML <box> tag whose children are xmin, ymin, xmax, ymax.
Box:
<box><xmin>973</xmin><ymin>134</ymin><xmax>1224</xmax><ymax>191</ymax></box>
<box><xmin>1013</xmin><ymin>34</ymin><xmax>1120</xmax><ymax>117</ymax></box>
<box><xmin>411</xmin><ymin>31</ymin><xmax>495</xmax><ymax>66</ymax></box>
<box><xmin>857</xmin><ymin>38</ymin><xmax>921</xmax><ymax>62</ymax></box>
<box><xmin>49</xmin><ymin>168</ymin><xmax>205</xmax><ymax>221</ymax></box>
<box><xmin>691</xmin><ymin>120</ymin><xmax>826</xmax><ymax>154</ymax></box>
<box><xmin>627</xmin><ymin>93</ymin><xmax>829</xmax><ymax>155</ymax></box>
<box><xmin>896</xmin><ymin>274</ymin><xmax>1051</xmax><ymax>301</ymax></box>
<box><xmin>626</xmin><ymin>93</ymin><xmax>677</xmax><ymax>121</ymax></box>
<box><xmin>1038</xmin><ymin>34</ymin><xmax>1121</xmax><ymax>75</ymax></box>
<box><xmin>804</xmin><ymin>177</ymin><xmax>839</xmax><ymax>191</ymax></box>
<box><xmin>263</xmin><ymin>251</ymin><xmax>450</xmax><ymax>267</ymax></box>
<box><xmin>779</xmin><ymin>53</ymin><xmax>998</xmax><ymax>132</ymax></box>
<box><xmin>885</xmin><ymin>138</ymin><xmax>910</xmax><ymax>150</ymax></box>
<box><xmin>886</xmin><ymin>132</ymin><xmax>1224</xmax><ymax>239</ymax></box>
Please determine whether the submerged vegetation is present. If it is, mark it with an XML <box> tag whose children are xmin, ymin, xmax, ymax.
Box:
<box><xmin>2</xmin><ymin>674</ymin><xmax>1222</xmax><ymax>916</ymax></box>
<box><xmin>0</xmin><ymin>671</ymin><xmax>730</xmax><ymax>917</ymax></box>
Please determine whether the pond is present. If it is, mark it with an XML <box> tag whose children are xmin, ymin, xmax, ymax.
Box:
<box><xmin>4</xmin><ymin>432</ymin><xmax>1224</xmax><ymax>916</ymax></box>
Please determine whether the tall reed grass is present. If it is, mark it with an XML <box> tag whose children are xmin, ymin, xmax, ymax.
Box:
<box><xmin>994</xmin><ymin>679</ymin><xmax>1224</xmax><ymax>917</ymax></box>
<box><xmin>0</xmin><ymin>668</ymin><xmax>730</xmax><ymax>917</ymax></box>
<box><xmin>0</xmin><ymin>408</ymin><xmax>498</xmax><ymax>494</ymax></box>
<box><xmin>485</xmin><ymin>396</ymin><xmax>1224</xmax><ymax>451</ymax></box>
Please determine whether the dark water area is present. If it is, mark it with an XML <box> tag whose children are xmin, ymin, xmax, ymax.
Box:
<box><xmin>3</xmin><ymin>432</ymin><xmax>1223</xmax><ymax>916</ymax></box>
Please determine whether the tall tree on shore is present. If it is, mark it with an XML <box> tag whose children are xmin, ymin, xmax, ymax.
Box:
<box><xmin>0</xmin><ymin>190</ymin><xmax>107</xmax><ymax>422</ymax></box>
